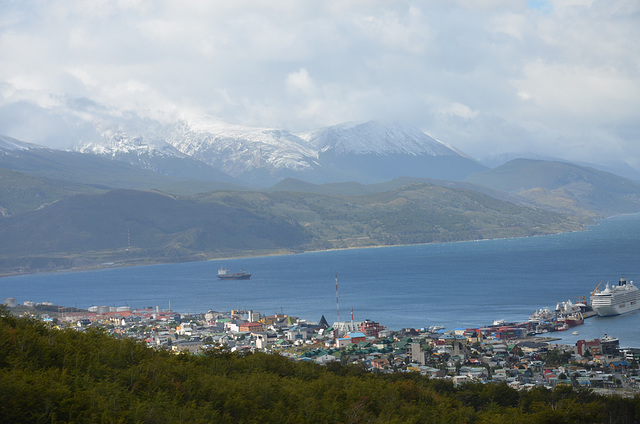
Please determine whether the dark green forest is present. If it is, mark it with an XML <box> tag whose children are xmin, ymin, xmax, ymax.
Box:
<box><xmin>1</xmin><ymin>308</ymin><xmax>639</xmax><ymax>423</ymax></box>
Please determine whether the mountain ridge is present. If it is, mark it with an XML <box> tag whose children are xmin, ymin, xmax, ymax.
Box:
<box><xmin>465</xmin><ymin>158</ymin><xmax>640</xmax><ymax>217</ymax></box>
<box><xmin>70</xmin><ymin>118</ymin><xmax>486</xmax><ymax>185</ymax></box>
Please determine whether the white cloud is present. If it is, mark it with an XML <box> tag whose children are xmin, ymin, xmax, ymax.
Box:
<box><xmin>0</xmin><ymin>0</ymin><xmax>638</xmax><ymax>167</ymax></box>
<box><xmin>286</xmin><ymin>68</ymin><xmax>316</xmax><ymax>96</ymax></box>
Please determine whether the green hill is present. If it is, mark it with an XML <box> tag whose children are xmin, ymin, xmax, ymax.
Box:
<box><xmin>205</xmin><ymin>182</ymin><xmax>585</xmax><ymax>249</ymax></box>
<box><xmin>1</xmin><ymin>310</ymin><xmax>638</xmax><ymax>423</ymax></box>
<box><xmin>0</xmin><ymin>168</ymin><xmax>105</xmax><ymax>216</ymax></box>
<box><xmin>0</xmin><ymin>148</ymin><xmax>247</xmax><ymax>197</ymax></box>
<box><xmin>270</xmin><ymin>177</ymin><xmax>437</xmax><ymax>196</ymax></box>
<box><xmin>0</xmin><ymin>189</ymin><xmax>310</xmax><ymax>272</ymax></box>
<box><xmin>0</xmin><ymin>182</ymin><xmax>585</xmax><ymax>274</ymax></box>
<box><xmin>465</xmin><ymin>159</ymin><xmax>640</xmax><ymax>217</ymax></box>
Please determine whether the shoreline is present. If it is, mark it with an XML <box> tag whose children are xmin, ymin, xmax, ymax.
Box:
<box><xmin>0</xmin><ymin>224</ymin><xmax>594</xmax><ymax>279</ymax></box>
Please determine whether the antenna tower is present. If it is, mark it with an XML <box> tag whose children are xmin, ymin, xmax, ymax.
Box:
<box><xmin>350</xmin><ymin>306</ymin><xmax>354</xmax><ymax>333</ymax></box>
<box><xmin>335</xmin><ymin>272</ymin><xmax>340</xmax><ymax>339</ymax></box>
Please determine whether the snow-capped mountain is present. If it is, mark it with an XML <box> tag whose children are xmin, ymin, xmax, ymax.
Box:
<box><xmin>76</xmin><ymin>126</ymin><xmax>187</xmax><ymax>161</ymax></box>
<box><xmin>300</xmin><ymin>120</ymin><xmax>456</xmax><ymax>157</ymax></box>
<box><xmin>75</xmin><ymin>124</ymin><xmax>241</xmax><ymax>184</ymax></box>
<box><xmin>298</xmin><ymin>120</ymin><xmax>487</xmax><ymax>183</ymax></box>
<box><xmin>70</xmin><ymin>118</ymin><xmax>486</xmax><ymax>185</ymax></box>
<box><xmin>0</xmin><ymin>135</ymin><xmax>48</xmax><ymax>154</ymax></box>
<box><xmin>163</xmin><ymin>120</ymin><xmax>319</xmax><ymax>179</ymax></box>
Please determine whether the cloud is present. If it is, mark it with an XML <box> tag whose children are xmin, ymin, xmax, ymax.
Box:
<box><xmin>0</xmin><ymin>0</ymin><xmax>638</xmax><ymax>167</ymax></box>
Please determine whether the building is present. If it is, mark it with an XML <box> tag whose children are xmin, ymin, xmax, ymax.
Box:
<box><xmin>576</xmin><ymin>339</ymin><xmax>602</xmax><ymax>357</ymax></box>
<box><xmin>359</xmin><ymin>319</ymin><xmax>385</xmax><ymax>337</ymax></box>
<box><xmin>371</xmin><ymin>358</ymin><xmax>390</xmax><ymax>370</ymax></box>
<box><xmin>601</xmin><ymin>336</ymin><xmax>620</xmax><ymax>355</ymax></box>
<box><xmin>332</xmin><ymin>321</ymin><xmax>359</xmax><ymax>337</ymax></box>
<box><xmin>247</xmin><ymin>310</ymin><xmax>261</xmax><ymax>322</ymax></box>
<box><xmin>3</xmin><ymin>298</ymin><xmax>17</xmax><ymax>307</ymax></box>
<box><xmin>345</xmin><ymin>332</ymin><xmax>367</xmax><ymax>344</ymax></box>
<box><xmin>410</xmin><ymin>342</ymin><xmax>427</xmax><ymax>365</ymax></box>
<box><xmin>239</xmin><ymin>322</ymin><xmax>264</xmax><ymax>333</ymax></box>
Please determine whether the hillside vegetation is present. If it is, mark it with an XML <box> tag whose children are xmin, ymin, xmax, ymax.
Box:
<box><xmin>0</xmin><ymin>182</ymin><xmax>585</xmax><ymax>274</ymax></box>
<box><xmin>0</xmin><ymin>189</ymin><xmax>310</xmax><ymax>273</ymax></box>
<box><xmin>465</xmin><ymin>159</ymin><xmax>640</xmax><ymax>217</ymax></box>
<box><xmin>202</xmin><ymin>182</ymin><xmax>584</xmax><ymax>248</ymax></box>
<box><xmin>0</xmin><ymin>149</ymin><xmax>245</xmax><ymax>200</ymax></box>
<box><xmin>1</xmin><ymin>309</ymin><xmax>638</xmax><ymax>423</ymax></box>
<box><xmin>0</xmin><ymin>168</ymin><xmax>103</xmax><ymax>216</ymax></box>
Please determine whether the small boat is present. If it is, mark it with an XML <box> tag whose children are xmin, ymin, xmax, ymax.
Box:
<box><xmin>572</xmin><ymin>331</ymin><xmax>579</xmax><ymax>335</ymax></box>
<box><xmin>217</xmin><ymin>267</ymin><xmax>251</xmax><ymax>280</ymax></box>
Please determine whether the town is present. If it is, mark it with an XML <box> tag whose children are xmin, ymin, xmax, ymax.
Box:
<box><xmin>4</xmin><ymin>297</ymin><xmax>640</xmax><ymax>397</ymax></box>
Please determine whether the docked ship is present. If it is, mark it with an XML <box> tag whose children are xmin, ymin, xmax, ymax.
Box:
<box><xmin>528</xmin><ymin>298</ymin><xmax>587</xmax><ymax>333</ymax></box>
<box><xmin>557</xmin><ymin>311</ymin><xmax>584</xmax><ymax>327</ymax></box>
<box><xmin>217</xmin><ymin>267</ymin><xmax>251</xmax><ymax>280</ymax></box>
<box><xmin>590</xmin><ymin>278</ymin><xmax>640</xmax><ymax>317</ymax></box>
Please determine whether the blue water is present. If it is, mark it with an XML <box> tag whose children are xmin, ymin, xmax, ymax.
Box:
<box><xmin>2</xmin><ymin>214</ymin><xmax>640</xmax><ymax>346</ymax></box>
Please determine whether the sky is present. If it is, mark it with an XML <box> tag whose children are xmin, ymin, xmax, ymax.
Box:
<box><xmin>0</xmin><ymin>0</ymin><xmax>639</xmax><ymax>166</ymax></box>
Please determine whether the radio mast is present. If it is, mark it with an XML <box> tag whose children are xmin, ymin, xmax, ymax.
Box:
<box><xmin>350</xmin><ymin>306</ymin><xmax>354</xmax><ymax>333</ymax></box>
<box><xmin>335</xmin><ymin>272</ymin><xmax>340</xmax><ymax>339</ymax></box>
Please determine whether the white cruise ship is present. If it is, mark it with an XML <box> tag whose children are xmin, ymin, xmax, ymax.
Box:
<box><xmin>590</xmin><ymin>278</ymin><xmax>640</xmax><ymax>317</ymax></box>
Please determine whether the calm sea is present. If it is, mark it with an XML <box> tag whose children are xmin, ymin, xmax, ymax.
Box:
<box><xmin>2</xmin><ymin>214</ymin><xmax>640</xmax><ymax>347</ymax></box>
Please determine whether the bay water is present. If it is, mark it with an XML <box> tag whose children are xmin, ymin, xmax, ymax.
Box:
<box><xmin>2</xmin><ymin>214</ymin><xmax>640</xmax><ymax>347</ymax></box>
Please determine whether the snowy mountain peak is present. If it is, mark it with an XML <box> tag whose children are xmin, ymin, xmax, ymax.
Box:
<box><xmin>299</xmin><ymin>120</ymin><xmax>456</xmax><ymax>157</ymax></box>
<box><xmin>163</xmin><ymin>119</ymin><xmax>319</xmax><ymax>176</ymax></box>
<box><xmin>75</xmin><ymin>126</ymin><xmax>185</xmax><ymax>159</ymax></box>
<box><xmin>64</xmin><ymin>117</ymin><xmax>483</xmax><ymax>185</ymax></box>
<box><xmin>0</xmin><ymin>135</ymin><xmax>48</xmax><ymax>153</ymax></box>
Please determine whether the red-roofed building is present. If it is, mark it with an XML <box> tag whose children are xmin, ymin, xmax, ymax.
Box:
<box><xmin>239</xmin><ymin>322</ymin><xmax>264</xmax><ymax>333</ymax></box>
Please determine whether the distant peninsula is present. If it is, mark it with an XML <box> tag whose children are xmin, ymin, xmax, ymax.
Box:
<box><xmin>0</xmin><ymin>182</ymin><xmax>588</xmax><ymax>276</ymax></box>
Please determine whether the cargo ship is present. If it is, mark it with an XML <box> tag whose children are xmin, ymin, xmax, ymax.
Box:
<box><xmin>217</xmin><ymin>267</ymin><xmax>251</xmax><ymax>280</ymax></box>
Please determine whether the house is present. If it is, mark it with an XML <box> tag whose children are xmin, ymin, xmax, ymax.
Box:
<box><xmin>285</xmin><ymin>325</ymin><xmax>312</xmax><ymax>341</ymax></box>
<box><xmin>371</xmin><ymin>358</ymin><xmax>390</xmax><ymax>370</ymax></box>
<box><xmin>610</xmin><ymin>360</ymin><xmax>630</xmax><ymax>371</ymax></box>
<box><xmin>453</xmin><ymin>375</ymin><xmax>470</xmax><ymax>386</ymax></box>
<box><xmin>336</xmin><ymin>337</ymin><xmax>352</xmax><ymax>348</ymax></box>
<box><xmin>422</xmin><ymin>367</ymin><xmax>446</xmax><ymax>378</ymax></box>
<box><xmin>316</xmin><ymin>354</ymin><xmax>337</xmax><ymax>365</ymax></box>
<box><xmin>176</xmin><ymin>324</ymin><xmax>194</xmax><ymax>336</ymax></box>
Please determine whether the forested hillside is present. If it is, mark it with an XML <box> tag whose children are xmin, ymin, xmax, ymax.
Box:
<box><xmin>0</xmin><ymin>309</ymin><xmax>638</xmax><ymax>423</ymax></box>
<box><xmin>0</xmin><ymin>183</ymin><xmax>586</xmax><ymax>274</ymax></box>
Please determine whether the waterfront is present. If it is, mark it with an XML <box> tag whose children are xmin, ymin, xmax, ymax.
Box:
<box><xmin>2</xmin><ymin>213</ymin><xmax>640</xmax><ymax>346</ymax></box>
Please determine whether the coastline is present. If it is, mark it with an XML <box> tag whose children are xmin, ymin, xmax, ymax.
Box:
<box><xmin>0</xmin><ymin>224</ymin><xmax>594</xmax><ymax>279</ymax></box>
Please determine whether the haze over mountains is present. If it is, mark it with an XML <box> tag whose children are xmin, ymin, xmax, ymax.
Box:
<box><xmin>2</xmin><ymin>118</ymin><xmax>640</xmax><ymax>275</ymax></box>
